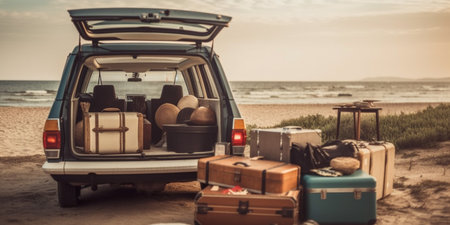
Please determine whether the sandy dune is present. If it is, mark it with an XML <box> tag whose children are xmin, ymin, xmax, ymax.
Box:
<box><xmin>0</xmin><ymin>143</ymin><xmax>448</xmax><ymax>224</ymax></box>
<box><xmin>0</xmin><ymin>103</ymin><xmax>448</xmax><ymax>224</ymax></box>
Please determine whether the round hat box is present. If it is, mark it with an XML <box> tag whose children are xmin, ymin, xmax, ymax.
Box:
<box><xmin>177</xmin><ymin>95</ymin><xmax>199</xmax><ymax>110</ymax></box>
<box><xmin>330</xmin><ymin>157</ymin><xmax>360</xmax><ymax>175</ymax></box>
<box><xmin>176</xmin><ymin>107</ymin><xmax>195</xmax><ymax>124</ymax></box>
<box><xmin>155</xmin><ymin>103</ymin><xmax>180</xmax><ymax>129</ymax></box>
<box><xmin>190</xmin><ymin>106</ymin><xmax>216</xmax><ymax>125</ymax></box>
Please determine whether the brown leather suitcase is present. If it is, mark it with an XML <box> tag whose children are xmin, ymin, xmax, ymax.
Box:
<box><xmin>198</xmin><ymin>155</ymin><xmax>301</xmax><ymax>194</ymax></box>
<box><xmin>195</xmin><ymin>185</ymin><xmax>300</xmax><ymax>225</ymax></box>
<box><xmin>83</xmin><ymin>112</ymin><xmax>144</xmax><ymax>154</ymax></box>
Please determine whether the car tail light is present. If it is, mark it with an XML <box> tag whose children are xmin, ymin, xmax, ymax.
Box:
<box><xmin>43</xmin><ymin>119</ymin><xmax>61</xmax><ymax>159</ymax></box>
<box><xmin>43</xmin><ymin>131</ymin><xmax>61</xmax><ymax>149</ymax></box>
<box><xmin>231</xmin><ymin>118</ymin><xmax>246</xmax><ymax>146</ymax></box>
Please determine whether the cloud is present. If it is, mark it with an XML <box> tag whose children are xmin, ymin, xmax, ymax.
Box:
<box><xmin>47</xmin><ymin>0</ymin><xmax>450</xmax><ymax>23</ymax></box>
<box><xmin>0</xmin><ymin>9</ymin><xmax>49</xmax><ymax>19</ymax></box>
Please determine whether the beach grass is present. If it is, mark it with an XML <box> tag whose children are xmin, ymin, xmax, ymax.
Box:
<box><xmin>247</xmin><ymin>104</ymin><xmax>450</xmax><ymax>150</ymax></box>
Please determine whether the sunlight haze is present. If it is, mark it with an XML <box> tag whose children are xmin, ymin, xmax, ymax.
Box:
<box><xmin>0</xmin><ymin>0</ymin><xmax>449</xmax><ymax>81</ymax></box>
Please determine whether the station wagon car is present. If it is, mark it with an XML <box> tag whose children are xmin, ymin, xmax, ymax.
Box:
<box><xmin>42</xmin><ymin>8</ymin><xmax>246</xmax><ymax>207</ymax></box>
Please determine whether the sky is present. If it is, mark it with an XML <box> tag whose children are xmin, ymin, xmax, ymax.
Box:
<box><xmin>0</xmin><ymin>0</ymin><xmax>450</xmax><ymax>81</ymax></box>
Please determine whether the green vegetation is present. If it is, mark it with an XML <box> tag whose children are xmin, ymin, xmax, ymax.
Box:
<box><xmin>246</xmin><ymin>104</ymin><xmax>450</xmax><ymax>150</ymax></box>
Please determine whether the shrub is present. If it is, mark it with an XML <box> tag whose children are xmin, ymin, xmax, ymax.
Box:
<box><xmin>247</xmin><ymin>104</ymin><xmax>450</xmax><ymax>150</ymax></box>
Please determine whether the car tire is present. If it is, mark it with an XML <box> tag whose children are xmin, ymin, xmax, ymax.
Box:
<box><xmin>57</xmin><ymin>181</ymin><xmax>79</xmax><ymax>207</ymax></box>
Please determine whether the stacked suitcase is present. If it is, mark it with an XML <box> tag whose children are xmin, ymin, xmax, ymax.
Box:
<box><xmin>194</xmin><ymin>126</ymin><xmax>395</xmax><ymax>224</ymax></box>
<box><xmin>356</xmin><ymin>141</ymin><xmax>396</xmax><ymax>199</ymax></box>
<box><xmin>195</xmin><ymin>185</ymin><xmax>301</xmax><ymax>225</ymax></box>
<box><xmin>302</xmin><ymin>170</ymin><xmax>377</xmax><ymax>224</ymax></box>
<box><xmin>196</xmin><ymin>155</ymin><xmax>302</xmax><ymax>225</ymax></box>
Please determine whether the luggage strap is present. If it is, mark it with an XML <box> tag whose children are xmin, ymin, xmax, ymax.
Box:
<box><xmin>93</xmin><ymin>112</ymin><xmax>129</xmax><ymax>153</ymax></box>
<box><xmin>205</xmin><ymin>155</ymin><xmax>233</xmax><ymax>185</ymax></box>
<box><xmin>261</xmin><ymin>162</ymin><xmax>289</xmax><ymax>194</ymax></box>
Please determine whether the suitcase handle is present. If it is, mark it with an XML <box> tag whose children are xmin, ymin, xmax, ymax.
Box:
<box><xmin>282</xmin><ymin>126</ymin><xmax>302</xmax><ymax>130</ymax></box>
<box><xmin>102</xmin><ymin>107</ymin><xmax>121</xmax><ymax>112</ymax></box>
<box><xmin>92</xmin><ymin>126</ymin><xmax>129</xmax><ymax>133</ymax></box>
<box><xmin>233</xmin><ymin>162</ymin><xmax>250</xmax><ymax>167</ymax></box>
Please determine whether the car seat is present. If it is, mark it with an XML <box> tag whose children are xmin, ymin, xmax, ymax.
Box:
<box><xmin>149</xmin><ymin>85</ymin><xmax>183</xmax><ymax>144</ymax></box>
<box><xmin>92</xmin><ymin>85</ymin><xmax>126</xmax><ymax>112</ymax></box>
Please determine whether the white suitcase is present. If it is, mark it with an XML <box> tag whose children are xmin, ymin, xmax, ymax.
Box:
<box><xmin>250</xmin><ymin>126</ymin><xmax>322</xmax><ymax>163</ymax></box>
<box><xmin>356</xmin><ymin>141</ymin><xmax>395</xmax><ymax>199</ymax></box>
<box><xmin>83</xmin><ymin>112</ymin><xmax>144</xmax><ymax>154</ymax></box>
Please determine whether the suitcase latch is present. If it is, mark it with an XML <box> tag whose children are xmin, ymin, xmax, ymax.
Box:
<box><xmin>234</xmin><ymin>169</ymin><xmax>241</xmax><ymax>183</ymax></box>
<box><xmin>354</xmin><ymin>190</ymin><xmax>362</xmax><ymax>200</ymax></box>
<box><xmin>320</xmin><ymin>190</ymin><xmax>327</xmax><ymax>200</ymax></box>
<box><xmin>197</xmin><ymin>203</ymin><xmax>213</xmax><ymax>214</ymax></box>
<box><xmin>237</xmin><ymin>200</ymin><xmax>251</xmax><ymax>215</ymax></box>
<box><xmin>276</xmin><ymin>208</ymin><xmax>294</xmax><ymax>218</ymax></box>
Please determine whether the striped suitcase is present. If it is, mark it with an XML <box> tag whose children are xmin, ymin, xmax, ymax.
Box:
<box><xmin>198</xmin><ymin>155</ymin><xmax>301</xmax><ymax>194</ymax></box>
<box><xmin>83</xmin><ymin>112</ymin><xmax>144</xmax><ymax>154</ymax></box>
<box><xmin>356</xmin><ymin>141</ymin><xmax>395</xmax><ymax>199</ymax></box>
<box><xmin>195</xmin><ymin>185</ymin><xmax>301</xmax><ymax>225</ymax></box>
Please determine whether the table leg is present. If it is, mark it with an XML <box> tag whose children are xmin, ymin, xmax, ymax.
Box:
<box><xmin>356</xmin><ymin>110</ymin><xmax>361</xmax><ymax>140</ymax></box>
<box><xmin>336</xmin><ymin>110</ymin><xmax>341</xmax><ymax>139</ymax></box>
<box><xmin>376</xmin><ymin>110</ymin><xmax>380</xmax><ymax>141</ymax></box>
<box><xmin>353</xmin><ymin>112</ymin><xmax>357</xmax><ymax>139</ymax></box>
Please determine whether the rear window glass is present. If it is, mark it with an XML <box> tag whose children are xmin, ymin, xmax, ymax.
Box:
<box><xmin>85</xmin><ymin>70</ymin><xmax>188</xmax><ymax>99</ymax></box>
<box><xmin>86</xmin><ymin>20</ymin><xmax>213</xmax><ymax>34</ymax></box>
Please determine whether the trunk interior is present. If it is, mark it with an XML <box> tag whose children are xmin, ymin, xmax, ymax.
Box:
<box><xmin>69</xmin><ymin>54</ymin><xmax>222</xmax><ymax>158</ymax></box>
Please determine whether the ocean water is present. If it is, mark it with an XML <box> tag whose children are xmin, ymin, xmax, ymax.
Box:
<box><xmin>0</xmin><ymin>80</ymin><xmax>449</xmax><ymax>107</ymax></box>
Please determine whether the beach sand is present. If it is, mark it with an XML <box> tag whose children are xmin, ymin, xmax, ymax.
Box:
<box><xmin>0</xmin><ymin>103</ymin><xmax>448</xmax><ymax>224</ymax></box>
<box><xmin>0</xmin><ymin>102</ymin><xmax>443</xmax><ymax>157</ymax></box>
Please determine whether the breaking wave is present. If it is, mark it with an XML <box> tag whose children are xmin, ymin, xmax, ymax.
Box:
<box><xmin>14</xmin><ymin>90</ymin><xmax>54</xmax><ymax>96</ymax></box>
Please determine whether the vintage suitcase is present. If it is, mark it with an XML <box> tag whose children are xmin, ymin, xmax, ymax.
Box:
<box><xmin>355</xmin><ymin>141</ymin><xmax>395</xmax><ymax>199</ymax></box>
<box><xmin>83</xmin><ymin>112</ymin><xmax>144</xmax><ymax>154</ymax></box>
<box><xmin>198</xmin><ymin>155</ymin><xmax>301</xmax><ymax>194</ymax></box>
<box><xmin>250</xmin><ymin>127</ymin><xmax>322</xmax><ymax>163</ymax></box>
<box><xmin>303</xmin><ymin>170</ymin><xmax>377</xmax><ymax>225</ymax></box>
<box><xmin>195</xmin><ymin>185</ymin><xmax>300</xmax><ymax>225</ymax></box>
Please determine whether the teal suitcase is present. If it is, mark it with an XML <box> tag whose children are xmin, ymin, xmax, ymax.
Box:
<box><xmin>303</xmin><ymin>170</ymin><xmax>376</xmax><ymax>224</ymax></box>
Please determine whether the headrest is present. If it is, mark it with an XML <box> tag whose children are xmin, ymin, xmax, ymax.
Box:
<box><xmin>93</xmin><ymin>85</ymin><xmax>116</xmax><ymax>99</ymax></box>
<box><xmin>160</xmin><ymin>85</ymin><xmax>183</xmax><ymax>105</ymax></box>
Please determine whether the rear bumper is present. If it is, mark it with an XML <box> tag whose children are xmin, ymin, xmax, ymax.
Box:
<box><xmin>42</xmin><ymin>159</ymin><xmax>198</xmax><ymax>175</ymax></box>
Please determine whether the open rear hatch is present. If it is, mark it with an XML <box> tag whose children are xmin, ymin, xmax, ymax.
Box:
<box><xmin>69</xmin><ymin>8</ymin><xmax>231</xmax><ymax>42</ymax></box>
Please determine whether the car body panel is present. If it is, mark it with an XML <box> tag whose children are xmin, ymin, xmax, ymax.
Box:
<box><xmin>69</xmin><ymin>8</ymin><xmax>231</xmax><ymax>42</ymax></box>
<box><xmin>42</xmin><ymin>159</ymin><xmax>198</xmax><ymax>175</ymax></box>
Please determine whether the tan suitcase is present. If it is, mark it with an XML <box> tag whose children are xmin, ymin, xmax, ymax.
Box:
<box><xmin>379</xmin><ymin>142</ymin><xmax>395</xmax><ymax>198</ymax></box>
<box><xmin>195</xmin><ymin>185</ymin><xmax>300</xmax><ymax>225</ymax></box>
<box><xmin>198</xmin><ymin>155</ymin><xmax>301</xmax><ymax>194</ymax></box>
<box><xmin>83</xmin><ymin>112</ymin><xmax>144</xmax><ymax>154</ymax></box>
<box><xmin>355</xmin><ymin>141</ymin><xmax>395</xmax><ymax>199</ymax></box>
<box><xmin>250</xmin><ymin>127</ymin><xmax>322</xmax><ymax>162</ymax></box>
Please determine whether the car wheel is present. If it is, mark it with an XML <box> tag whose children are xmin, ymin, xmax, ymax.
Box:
<box><xmin>57</xmin><ymin>181</ymin><xmax>79</xmax><ymax>207</ymax></box>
